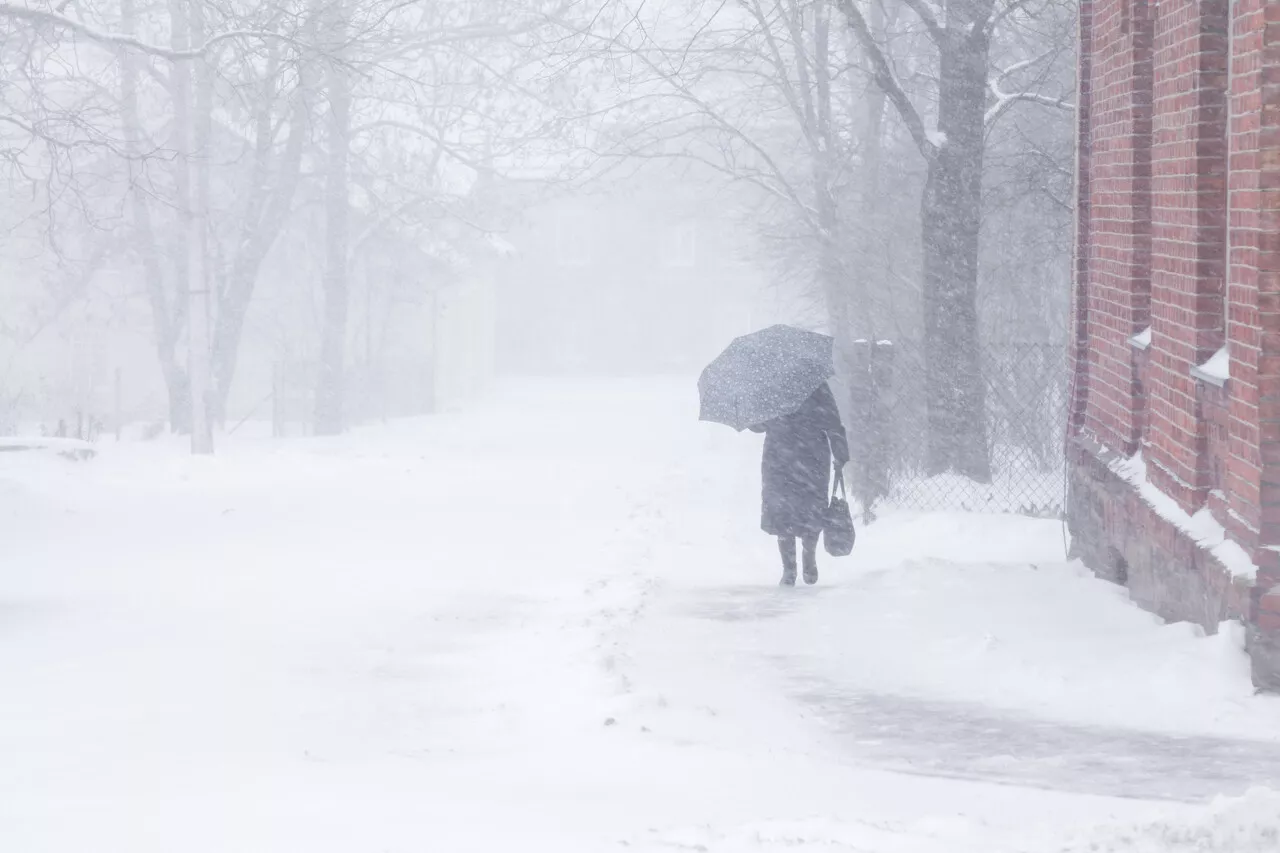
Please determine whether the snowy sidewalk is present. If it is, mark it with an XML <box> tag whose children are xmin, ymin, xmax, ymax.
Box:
<box><xmin>3</xmin><ymin>379</ymin><xmax>1280</xmax><ymax>851</ymax></box>
<box><xmin>670</xmin><ymin>581</ymin><xmax>1280</xmax><ymax>802</ymax></box>
<box><xmin>623</xmin><ymin>464</ymin><xmax>1280</xmax><ymax>803</ymax></box>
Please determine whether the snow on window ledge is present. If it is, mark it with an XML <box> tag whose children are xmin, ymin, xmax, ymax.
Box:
<box><xmin>1191</xmin><ymin>346</ymin><xmax>1229</xmax><ymax>388</ymax></box>
<box><xmin>1129</xmin><ymin>327</ymin><xmax>1152</xmax><ymax>350</ymax></box>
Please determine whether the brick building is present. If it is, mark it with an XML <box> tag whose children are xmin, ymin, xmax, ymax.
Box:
<box><xmin>1068</xmin><ymin>0</ymin><xmax>1280</xmax><ymax>687</ymax></box>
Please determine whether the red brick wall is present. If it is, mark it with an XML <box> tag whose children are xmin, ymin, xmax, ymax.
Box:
<box><xmin>1080</xmin><ymin>0</ymin><xmax>1155</xmax><ymax>454</ymax></box>
<box><xmin>1145</xmin><ymin>0</ymin><xmax>1229</xmax><ymax>511</ymax></box>
<box><xmin>1072</xmin><ymin>0</ymin><xmax>1280</xmax><ymax>688</ymax></box>
<box><xmin>1224</xmin><ymin>0</ymin><xmax>1280</xmax><ymax>558</ymax></box>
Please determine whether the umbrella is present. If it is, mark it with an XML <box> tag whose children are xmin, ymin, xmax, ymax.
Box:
<box><xmin>698</xmin><ymin>325</ymin><xmax>834</xmax><ymax>431</ymax></box>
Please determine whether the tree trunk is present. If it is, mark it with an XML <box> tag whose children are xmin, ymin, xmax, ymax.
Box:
<box><xmin>314</xmin><ymin>31</ymin><xmax>351</xmax><ymax>436</ymax></box>
<box><xmin>850</xmin><ymin>0</ymin><xmax>887</xmax><ymax>344</ymax></box>
<box><xmin>922</xmin><ymin>25</ymin><xmax>990</xmax><ymax>481</ymax></box>
<box><xmin>810</xmin><ymin>4</ymin><xmax>846</xmax><ymax>341</ymax></box>
<box><xmin>210</xmin><ymin>87</ymin><xmax>308</xmax><ymax>426</ymax></box>
<box><xmin>120</xmin><ymin>0</ymin><xmax>189</xmax><ymax>433</ymax></box>
<box><xmin>844</xmin><ymin>0</ymin><xmax>892</xmax><ymax>515</ymax></box>
<box><xmin>839</xmin><ymin>0</ymin><xmax>994</xmax><ymax>483</ymax></box>
<box><xmin>167</xmin><ymin>0</ymin><xmax>196</xmax><ymax>435</ymax></box>
<box><xmin>187</xmin><ymin>0</ymin><xmax>213</xmax><ymax>454</ymax></box>
<box><xmin>210</xmin><ymin>21</ymin><xmax>315</xmax><ymax>427</ymax></box>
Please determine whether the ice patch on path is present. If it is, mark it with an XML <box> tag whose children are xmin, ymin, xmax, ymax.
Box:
<box><xmin>1032</xmin><ymin>788</ymin><xmax>1280</xmax><ymax>852</ymax></box>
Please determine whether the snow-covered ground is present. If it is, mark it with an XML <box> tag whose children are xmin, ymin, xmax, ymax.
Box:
<box><xmin>4</xmin><ymin>379</ymin><xmax>1280</xmax><ymax>851</ymax></box>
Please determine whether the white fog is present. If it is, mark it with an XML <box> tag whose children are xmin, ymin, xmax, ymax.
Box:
<box><xmin>2</xmin><ymin>1</ymin><xmax>1278</xmax><ymax>851</ymax></box>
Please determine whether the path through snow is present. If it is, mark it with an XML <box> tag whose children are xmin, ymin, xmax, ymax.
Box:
<box><xmin>3</xmin><ymin>379</ymin><xmax>1280</xmax><ymax>851</ymax></box>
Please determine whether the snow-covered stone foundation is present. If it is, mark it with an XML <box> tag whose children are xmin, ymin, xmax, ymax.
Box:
<box><xmin>1068</xmin><ymin>435</ymin><xmax>1280</xmax><ymax>689</ymax></box>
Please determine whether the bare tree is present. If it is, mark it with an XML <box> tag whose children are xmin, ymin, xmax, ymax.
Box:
<box><xmin>1</xmin><ymin>0</ymin><xmax>316</xmax><ymax>442</ymax></box>
<box><xmin>313</xmin><ymin>0</ymin><xmax>350</xmax><ymax>436</ymax></box>
<box><xmin>574</xmin><ymin>0</ymin><xmax>916</xmax><ymax>513</ymax></box>
<box><xmin>308</xmin><ymin>0</ymin><xmax>602</xmax><ymax>434</ymax></box>
<box><xmin>837</xmin><ymin>0</ymin><xmax>1073</xmax><ymax>481</ymax></box>
<box><xmin>208</xmin><ymin>11</ymin><xmax>314</xmax><ymax>428</ymax></box>
<box><xmin>117</xmin><ymin>0</ymin><xmax>190</xmax><ymax>433</ymax></box>
<box><xmin>586</xmin><ymin>2</ymin><xmax>858</xmax><ymax>322</ymax></box>
<box><xmin>573</xmin><ymin>0</ymin><xmax>1072</xmax><ymax>491</ymax></box>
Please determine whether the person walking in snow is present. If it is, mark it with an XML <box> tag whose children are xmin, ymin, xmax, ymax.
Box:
<box><xmin>750</xmin><ymin>381</ymin><xmax>849</xmax><ymax>586</ymax></box>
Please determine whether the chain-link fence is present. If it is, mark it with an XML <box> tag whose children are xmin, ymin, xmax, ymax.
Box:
<box><xmin>847</xmin><ymin>339</ymin><xmax>1068</xmax><ymax>519</ymax></box>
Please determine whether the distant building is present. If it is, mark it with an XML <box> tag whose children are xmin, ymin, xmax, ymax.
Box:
<box><xmin>259</xmin><ymin>200</ymin><xmax>503</xmax><ymax>432</ymax></box>
<box><xmin>494</xmin><ymin>165</ymin><xmax>773</xmax><ymax>377</ymax></box>
<box><xmin>1068</xmin><ymin>0</ymin><xmax>1280</xmax><ymax>686</ymax></box>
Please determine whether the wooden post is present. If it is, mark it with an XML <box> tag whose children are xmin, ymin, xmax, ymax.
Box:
<box><xmin>114</xmin><ymin>368</ymin><xmax>123</xmax><ymax>442</ymax></box>
<box><xmin>272</xmin><ymin>362</ymin><xmax>281</xmax><ymax>439</ymax></box>
<box><xmin>867</xmin><ymin>341</ymin><xmax>895</xmax><ymax>518</ymax></box>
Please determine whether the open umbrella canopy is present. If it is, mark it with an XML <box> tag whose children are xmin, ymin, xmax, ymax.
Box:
<box><xmin>698</xmin><ymin>325</ymin><xmax>834</xmax><ymax>431</ymax></box>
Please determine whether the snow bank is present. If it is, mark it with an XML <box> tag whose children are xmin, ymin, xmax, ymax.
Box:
<box><xmin>1037</xmin><ymin>788</ymin><xmax>1280</xmax><ymax>853</ymax></box>
<box><xmin>629</xmin><ymin>790</ymin><xmax>1280</xmax><ymax>853</ymax></box>
<box><xmin>776</xmin><ymin>549</ymin><xmax>1277</xmax><ymax>737</ymax></box>
<box><xmin>0</xmin><ymin>436</ymin><xmax>95</xmax><ymax>458</ymax></box>
<box><xmin>645</xmin><ymin>506</ymin><xmax>1280</xmax><ymax>739</ymax></box>
<box><xmin>629</xmin><ymin>817</ymin><xmax>955</xmax><ymax>852</ymax></box>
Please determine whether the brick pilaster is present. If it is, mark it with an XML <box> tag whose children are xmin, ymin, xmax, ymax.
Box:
<box><xmin>1224</xmin><ymin>0</ymin><xmax>1280</xmax><ymax>555</ymax></box>
<box><xmin>1070</xmin><ymin>0</ymin><xmax>1095</xmax><ymax>437</ymax></box>
<box><xmin>1083</xmin><ymin>0</ymin><xmax>1155</xmax><ymax>454</ymax></box>
<box><xmin>1144</xmin><ymin>0</ymin><xmax>1229</xmax><ymax>511</ymax></box>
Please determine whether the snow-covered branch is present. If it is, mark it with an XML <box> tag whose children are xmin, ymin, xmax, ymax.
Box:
<box><xmin>985</xmin><ymin>55</ymin><xmax>1074</xmax><ymax>126</ymax></box>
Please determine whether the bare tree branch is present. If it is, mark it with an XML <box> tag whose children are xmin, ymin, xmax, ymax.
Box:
<box><xmin>0</xmin><ymin>3</ymin><xmax>300</xmax><ymax>60</ymax></box>
<box><xmin>743</xmin><ymin>0</ymin><xmax>815</xmax><ymax>150</ymax></box>
<box><xmin>978</xmin><ymin>0</ymin><xmax>1037</xmax><ymax>37</ymax></box>
<box><xmin>898</xmin><ymin>0</ymin><xmax>946</xmax><ymax>43</ymax></box>
<box><xmin>985</xmin><ymin>53</ymin><xmax>1074</xmax><ymax>126</ymax></box>
<box><xmin>834</xmin><ymin>0</ymin><xmax>937</xmax><ymax>160</ymax></box>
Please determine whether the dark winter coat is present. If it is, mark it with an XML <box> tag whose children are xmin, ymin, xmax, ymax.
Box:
<box><xmin>750</xmin><ymin>382</ymin><xmax>850</xmax><ymax>537</ymax></box>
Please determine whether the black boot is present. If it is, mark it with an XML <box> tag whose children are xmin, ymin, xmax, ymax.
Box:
<box><xmin>778</xmin><ymin>536</ymin><xmax>797</xmax><ymax>586</ymax></box>
<box><xmin>802</xmin><ymin>534</ymin><xmax>819</xmax><ymax>585</ymax></box>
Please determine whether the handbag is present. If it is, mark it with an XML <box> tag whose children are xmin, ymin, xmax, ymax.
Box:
<box><xmin>823</xmin><ymin>473</ymin><xmax>855</xmax><ymax>557</ymax></box>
